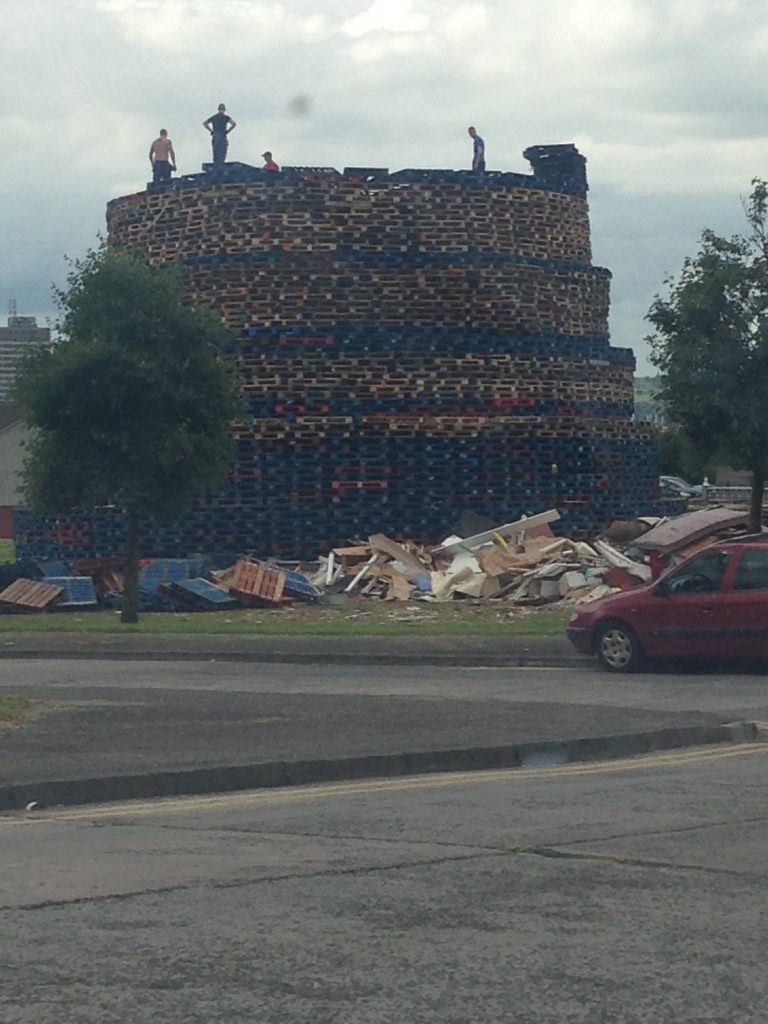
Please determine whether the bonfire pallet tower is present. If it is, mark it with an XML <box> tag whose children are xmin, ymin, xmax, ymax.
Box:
<box><xmin>16</xmin><ymin>145</ymin><xmax>657</xmax><ymax>560</ymax></box>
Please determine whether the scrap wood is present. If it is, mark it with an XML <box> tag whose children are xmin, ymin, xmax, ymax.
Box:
<box><xmin>344</xmin><ymin>553</ymin><xmax>381</xmax><ymax>593</ymax></box>
<box><xmin>445</xmin><ymin>548</ymin><xmax>483</xmax><ymax>578</ymax></box>
<box><xmin>634</xmin><ymin>507</ymin><xmax>749</xmax><ymax>555</ymax></box>
<box><xmin>430</xmin><ymin>567</ymin><xmax>474</xmax><ymax>602</ymax></box>
<box><xmin>92</xmin><ymin>567</ymin><xmax>124</xmax><ymax>594</ymax></box>
<box><xmin>531</xmin><ymin>561</ymin><xmax>576</xmax><ymax>579</ymax></box>
<box><xmin>474</xmin><ymin>547</ymin><xmax>538</xmax><ymax>577</ymax></box>
<box><xmin>229</xmin><ymin>559</ymin><xmax>286</xmax><ymax>605</ymax></box>
<box><xmin>331</xmin><ymin>545</ymin><xmax>373</xmax><ymax>575</ymax></box>
<box><xmin>368</xmin><ymin>534</ymin><xmax>425</xmax><ymax>575</ymax></box>
<box><xmin>671</xmin><ymin>534</ymin><xmax>724</xmax><ymax>562</ymax></box>
<box><xmin>376</xmin><ymin>564</ymin><xmax>415</xmax><ymax>601</ymax></box>
<box><xmin>0</xmin><ymin>578</ymin><xmax>64</xmax><ymax>611</ymax></box>
<box><xmin>332</xmin><ymin>545</ymin><xmax>371</xmax><ymax>558</ymax></box>
<box><xmin>593</xmin><ymin>539</ymin><xmax>652</xmax><ymax>581</ymax></box>
<box><xmin>559</xmin><ymin>570</ymin><xmax>589</xmax><ymax>596</ymax></box>
<box><xmin>521</xmin><ymin>520</ymin><xmax>556</xmax><ymax>542</ymax></box>
<box><xmin>528</xmin><ymin>537</ymin><xmax>575</xmax><ymax>560</ymax></box>
<box><xmin>433</xmin><ymin>509</ymin><xmax>561</xmax><ymax>555</ymax></box>
<box><xmin>606</xmin><ymin>566</ymin><xmax>645</xmax><ymax>591</ymax></box>
<box><xmin>212</xmin><ymin>564</ymin><xmax>239</xmax><ymax>588</ymax></box>
<box><xmin>573</xmin><ymin>541</ymin><xmax>601</xmax><ymax>561</ymax></box>
<box><xmin>503</xmin><ymin>565</ymin><xmax>551</xmax><ymax>603</ymax></box>
<box><xmin>452</xmin><ymin>573</ymin><xmax>501</xmax><ymax>599</ymax></box>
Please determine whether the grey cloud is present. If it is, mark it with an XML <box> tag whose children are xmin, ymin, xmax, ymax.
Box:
<box><xmin>2</xmin><ymin>0</ymin><xmax>767</xmax><ymax>371</ymax></box>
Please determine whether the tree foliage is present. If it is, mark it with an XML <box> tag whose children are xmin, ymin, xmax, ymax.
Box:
<box><xmin>657</xmin><ymin>427</ymin><xmax>716</xmax><ymax>483</ymax></box>
<box><xmin>647</xmin><ymin>179</ymin><xmax>768</xmax><ymax>530</ymax></box>
<box><xmin>15</xmin><ymin>246</ymin><xmax>240</xmax><ymax>621</ymax></box>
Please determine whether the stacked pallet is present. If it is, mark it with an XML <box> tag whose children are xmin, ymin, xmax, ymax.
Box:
<box><xmin>16</xmin><ymin>146</ymin><xmax>659</xmax><ymax>562</ymax></box>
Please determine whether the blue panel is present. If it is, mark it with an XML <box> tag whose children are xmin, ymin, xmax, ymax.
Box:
<box><xmin>173</xmin><ymin>577</ymin><xmax>238</xmax><ymax>607</ymax></box>
<box><xmin>139</xmin><ymin>559</ymin><xmax>206</xmax><ymax>592</ymax></box>
<box><xmin>43</xmin><ymin>577</ymin><xmax>97</xmax><ymax>606</ymax></box>
<box><xmin>278</xmin><ymin>567</ymin><xmax>320</xmax><ymax>602</ymax></box>
<box><xmin>38</xmin><ymin>561</ymin><xmax>72</xmax><ymax>577</ymax></box>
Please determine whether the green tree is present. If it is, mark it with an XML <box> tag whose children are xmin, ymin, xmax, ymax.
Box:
<box><xmin>15</xmin><ymin>246</ymin><xmax>240</xmax><ymax>623</ymax></box>
<box><xmin>647</xmin><ymin>179</ymin><xmax>768</xmax><ymax>532</ymax></box>
<box><xmin>657</xmin><ymin>427</ymin><xmax>717</xmax><ymax>483</ymax></box>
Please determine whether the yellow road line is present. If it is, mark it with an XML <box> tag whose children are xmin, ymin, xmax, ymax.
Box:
<box><xmin>2</xmin><ymin>742</ymin><xmax>766</xmax><ymax>828</ymax></box>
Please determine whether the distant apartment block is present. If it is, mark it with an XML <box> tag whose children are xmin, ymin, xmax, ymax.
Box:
<box><xmin>0</xmin><ymin>314</ymin><xmax>50</xmax><ymax>400</ymax></box>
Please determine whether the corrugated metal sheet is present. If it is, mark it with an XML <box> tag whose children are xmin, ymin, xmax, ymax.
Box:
<box><xmin>0</xmin><ymin>578</ymin><xmax>63</xmax><ymax>610</ymax></box>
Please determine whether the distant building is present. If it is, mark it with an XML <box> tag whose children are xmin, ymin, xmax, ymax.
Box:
<box><xmin>0</xmin><ymin>313</ymin><xmax>50</xmax><ymax>400</ymax></box>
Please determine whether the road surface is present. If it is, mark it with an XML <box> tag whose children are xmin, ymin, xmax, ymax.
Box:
<box><xmin>3</xmin><ymin>739</ymin><xmax>768</xmax><ymax>1023</ymax></box>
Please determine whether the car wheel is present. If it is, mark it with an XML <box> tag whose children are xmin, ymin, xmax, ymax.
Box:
<box><xmin>595</xmin><ymin>621</ymin><xmax>643</xmax><ymax>672</ymax></box>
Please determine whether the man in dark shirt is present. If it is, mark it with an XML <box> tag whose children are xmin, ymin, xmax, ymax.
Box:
<box><xmin>203</xmin><ymin>103</ymin><xmax>236</xmax><ymax>169</ymax></box>
<box><xmin>468</xmin><ymin>126</ymin><xmax>485</xmax><ymax>173</ymax></box>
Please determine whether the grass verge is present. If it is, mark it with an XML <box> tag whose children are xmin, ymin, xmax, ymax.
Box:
<box><xmin>0</xmin><ymin>695</ymin><xmax>32</xmax><ymax>726</ymax></box>
<box><xmin>0</xmin><ymin>606</ymin><xmax>570</xmax><ymax>637</ymax></box>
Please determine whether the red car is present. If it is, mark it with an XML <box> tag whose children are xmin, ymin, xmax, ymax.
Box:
<box><xmin>567</xmin><ymin>537</ymin><xmax>768</xmax><ymax>671</ymax></box>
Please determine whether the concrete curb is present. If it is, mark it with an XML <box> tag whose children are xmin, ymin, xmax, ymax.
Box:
<box><xmin>0</xmin><ymin>650</ymin><xmax>584</xmax><ymax>667</ymax></box>
<box><xmin>1</xmin><ymin>720</ymin><xmax>757</xmax><ymax>813</ymax></box>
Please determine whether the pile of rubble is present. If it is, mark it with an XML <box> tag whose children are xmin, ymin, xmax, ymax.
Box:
<box><xmin>0</xmin><ymin>506</ymin><xmax>753</xmax><ymax>615</ymax></box>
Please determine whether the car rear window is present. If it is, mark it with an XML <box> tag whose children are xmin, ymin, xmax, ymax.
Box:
<box><xmin>732</xmin><ymin>548</ymin><xmax>768</xmax><ymax>591</ymax></box>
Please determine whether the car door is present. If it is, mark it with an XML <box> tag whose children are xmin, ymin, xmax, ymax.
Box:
<box><xmin>643</xmin><ymin>548</ymin><xmax>732</xmax><ymax>659</ymax></box>
<box><xmin>720</xmin><ymin>547</ymin><xmax>768</xmax><ymax>658</ymax></box>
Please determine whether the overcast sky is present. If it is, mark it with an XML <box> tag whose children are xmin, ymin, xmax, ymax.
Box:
<box><xmin>3</xmin><ymin>0</ymin><xmax>768</xmax><ymax>373</ymax></box>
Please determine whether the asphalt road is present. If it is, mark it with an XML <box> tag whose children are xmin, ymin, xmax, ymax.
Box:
<box><xmin>3</xmin><ymin>741</ymin><xmax>768</xmax><ymax>1023</ymax></box>
<box><xmin>4</xmin><ymin>656</ymin><xmax>768</xmax><ymax>719</ymax></box>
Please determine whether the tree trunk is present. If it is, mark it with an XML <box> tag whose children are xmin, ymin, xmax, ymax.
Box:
<box><xmin>749</xmin><ymin>468</ymin><xmax>765</xmax><ymax>535</ymax></box>
<box><xmin>121</xmin><ymin>509</ymin><xmax>140</xmax><ymax>625</ymax></box>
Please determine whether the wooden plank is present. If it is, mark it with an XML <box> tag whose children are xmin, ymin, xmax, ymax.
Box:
<box><xmin>368</xmin><ymin>534</ymin><xmax>424</xmax><ymax>574</ymax></box>
<box><xmin>0</xmin><ymin>578</ymin><xmax>64</xmax><ymax>610</ymax></box>
<box><xmin>634</xmin><ymin>508</ymin><xmax>750</xmax><ymax>555</ymax></box>
<box><xmin>344</xmin><ymin>554</ymin><xmax>380</xmax><ymax>592</ymax></box>
<box><xmin>434</xmin><ymin>509</ymin><xmax>561</xmax><ymax>555</ymax></box>
<box><xmin>229</xmin><ymin>559</ymin><xmax>286</xmax><ymax>604</ymax></box>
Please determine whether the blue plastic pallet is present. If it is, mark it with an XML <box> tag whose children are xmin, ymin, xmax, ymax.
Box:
<box><xmin>43</xmin><ymin>577</ymin><xmax>97</xmax><ymax>607</ymax></box>
<box><xmin>170</xmin><ymin>578</ymin><xmax>239</xmax><ymax>610</ymax></box>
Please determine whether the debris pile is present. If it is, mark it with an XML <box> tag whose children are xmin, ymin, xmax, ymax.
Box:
<box><xmin>0</xmin><ymin>506</ymin><xmax>756</xmax><ymax>615</ymax></box>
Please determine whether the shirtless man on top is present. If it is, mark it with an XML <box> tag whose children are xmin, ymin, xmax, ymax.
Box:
<box><xmin>149</xmin><ymin>129</ymin><xmax>176</xmax><ymax>185</ymax></box>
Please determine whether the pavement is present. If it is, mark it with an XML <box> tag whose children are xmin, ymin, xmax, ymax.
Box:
<box><xmin>0</xmin><ymin>636</ymin><xmax>760</xmax><ymax>812</ymax></box>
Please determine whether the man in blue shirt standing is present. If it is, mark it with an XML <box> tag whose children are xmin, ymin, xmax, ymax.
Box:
<box><xmin>203</xmin><ymin>103</ymin><xmax>237</xmax><ymax>169</ymax></box>
<box><xmin>468</xmin><ymin>126</ymin><xmax>485</xmax><ymax>173</ymax></box>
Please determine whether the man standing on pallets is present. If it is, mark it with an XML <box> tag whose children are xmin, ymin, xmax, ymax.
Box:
<box><xmin>203</xmin><ymin>103</ymin><xmax>236</xmax><ymax>170</ymax></box>
<box><xmin>148</xmin><ymin>129</ymin><xmax>176</xmax><ymax>186</ymax></box>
